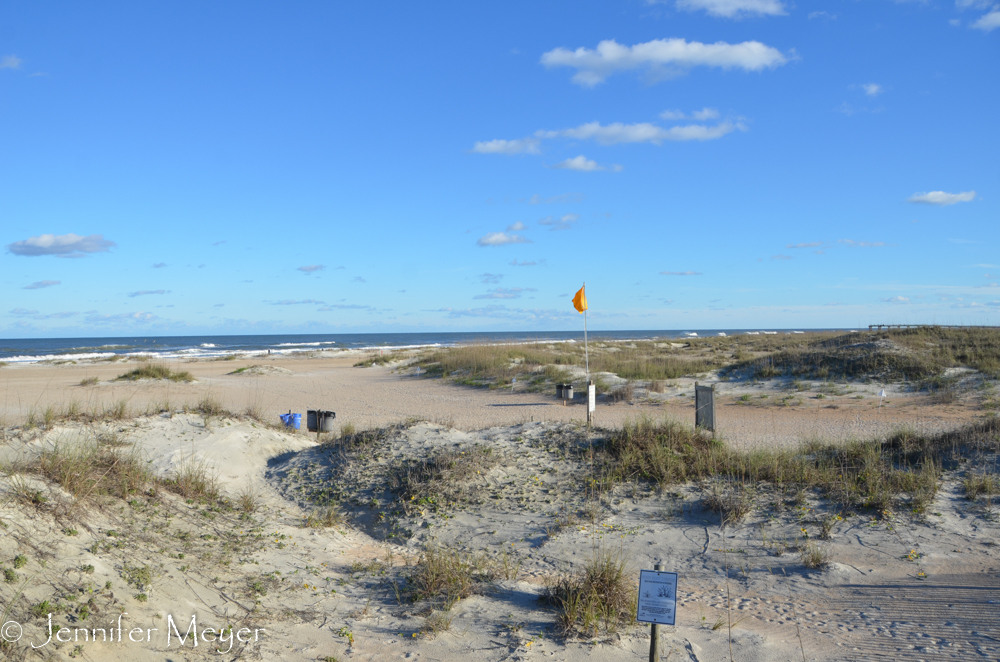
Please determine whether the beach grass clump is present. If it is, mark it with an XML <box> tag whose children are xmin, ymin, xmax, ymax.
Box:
<box><xmin>405</xmin><ymin>545</ymin><xmax>495</xmax><ymax>606</ymax></box>
<box><xmin>35</xmin><ymin>439</ymin><xmax>152</xmax><ymax>503</ymax></box>
<box><xmin>162</xmin><ymin>458</ymin><xmax>220</xmax><ymax>501</ymax></box>
<box><xmin>115</xmin><ymin>364</ymin><xmax>194</xmax><ymax>382</ymax></box>
<box><xmin>963</xmin><ymin>472</ymin><xmax>999</xmax><ymax>501</ymax></box>
<box><xmin>799</xmin><ymin>541</ymin><xmax>830</xmax><ymax>569</ymax></box>
<box><xmin>543</xmin><ymin>547</ymin><xmax>636</xmax><ymax>637</ymax></box>
<box><xmin>304</xmin><ymin>506</ymin><xmax>343</xmax><ymax>528</ymax></box>
<box><xmin>78</xmin><ymin>376</ymin><xmax>99</xmax><ymax>387</ymax></box>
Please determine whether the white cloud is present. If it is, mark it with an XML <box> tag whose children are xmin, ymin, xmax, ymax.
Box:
<box><xmin>352</xmin><ymin>276</ymin><xmax>366</xmax><ymax>283</ymax></box>
<box><xmin>479</xmin><ymin>273</ymin><xmax>504</xmax><ymax>284</ymax></box>
<box><xmin>538</xmin><ymin>213</ymin><xmax>580</xmax><ymax>231</ymax></box>
<box><xmin>907</xmin><ymin>190</ymin><xmax>976</xmax><ymax>205</ymax></box>
<box><xmin>6</xmin><ymin>233</ymin><xmax>116</xmax><ymax>257</ymax></box>
<box><xmin>471</xmin><ymin>138</ymin><xmax>540</xmax><ymax>155</ymax></box>
<box><xmin>473</xmin><ymin>287</ymin><xmax>538</xmax><ymax>300</ymax></box>
<box><xmin>506</xmin><ymin>221</ymin><xmax>527</xmax><ymax>231</ymax></box>
<box><xmin>85</xmin><ymin>311</ymin><xmax>158</xmax><ymax>324</ymax></box>
<box><xmin>659</xmin><ymin>107</ymin><xmax>720</xmax><ymax>121</ymax></box>
<box><xmin>787</xmin><ymin>241</ymin><xmax>823</xmax><ymax>248</ymax></box>
<box><xmin>808</xmin><ymin>10</ymin><xmax>836</xmax><ymax>19</ymax></box>
<box><xmin>660</xmin><ymin>270</ymin><xmax>702</xmax><ymax>275</ymax></box>
<box><xmin>676</xmin><ymin>0</ymin><xmax>786</xmax><ymax>18</ymax></box>
<box><xmin>950</xmin><ymin>18</ymin><xmax>962</xmax><ymax>25</ymax></box>
<box><xmin>297</xmin><ymin>264</ymin><xmax>325</xmax><ymax>273</ymax></box>
<box><xmin>128</xmin><ymin>290</ymin><xmax>168</xmax><ymax>297</ymax></box>
<box><xmin>862</xmin><ymin>83</ymin><xmax>883</xmax><ymax>96</ymax></box>
<box><xmin>23</xmin><ymin>280</ymin><xmax>61</xmax><ymax>289</ymax></box>
<box><xmin>972</xmin><ymin>9</ymin><xmax>1000</xmax><ymax>30</ymax></box>
<box><xmin>270</xmin><ymin>299</ymin><xmax>325</xmax><ymax>305</ymax></box>
<box><xmin>540</xmin><ymin>38</ymin><xmax>788</xmax><ymax>87</ymax></box>
<box><xmin>771</xmin><ymin>254</ymin><xmax>793</xmax><ymax>260</ymax></box>
<box><xmin>509</xmin><ymin>259</ymin><xmax>539</xmax><ymax>266</ymax></box>
<box><xmin>152</xmin><ymin>262</ymin><xmax>168</xmax><ymax>268</ymax></box>
<box><xmin>10</xmin><ymin>308</ymin><xmax>39</xmax><ymax>315</ymax></box>
<box><xmin>0</xmin><ymin>55</ymin><xmax>21</xmax><ymax>70</ymax></box>
<box><xmin>551</xmin><ymin>155</ymin><xmax>623</xmax><ymax>172</ymax></box>
<box><xmin>882</xmin><ymin>296</ymin><xmax>910</xmax><ymax>303</ymax></box>
<box><xmin>539</xmin><ymin>120</ymin><xmax>741</xmax><ymax>145</ymax></box>
<box><xmin>956</xmin><ymin>0</ymin><xmax>993</xmax><ymax>8</ymax></box>
<box><xmin>477</xmin><ymin>232</ymin><xmax>531</xmax><ymax>246</ymax></box>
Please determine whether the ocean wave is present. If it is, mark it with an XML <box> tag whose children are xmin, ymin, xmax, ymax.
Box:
<box><xmin>274</xmin><ymin>341</ymin><xmax>338</xmax><ymax>347</ymax></box>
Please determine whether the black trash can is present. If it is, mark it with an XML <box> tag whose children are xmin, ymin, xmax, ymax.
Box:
<box><xmin>556</xmin><ymin>384</ymin><xmax>564</xmax><ymax>398</ymax></box>
<box><xmin>307</xmin><ymin>409</ymin><xmax>337</xmax><ymax>432</ymax></box>
<box><xmin>564</xmin><ymin>384</ymin><xmax>574</xmax><ymax>400</ymax></box>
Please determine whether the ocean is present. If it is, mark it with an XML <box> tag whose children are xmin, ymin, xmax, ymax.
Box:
<box><xmin>0</xmin><ymin>329</ymin><xmax>838</xmax><ymax>364</ymax></box>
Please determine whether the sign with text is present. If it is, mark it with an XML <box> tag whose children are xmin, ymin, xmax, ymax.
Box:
<box><xmin>588</xmin><ymin>384</ymin><xmax>596</xmax><ymax>413</ymax></box>
<box><xmin>636</xmin><ymin>570</ymin><xmax>678</xmax><ymax>625</ymax></box>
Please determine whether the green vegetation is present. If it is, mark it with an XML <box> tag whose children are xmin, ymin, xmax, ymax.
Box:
<box><xmin>543</xmin><ymin>547</ymin><xmax>636</xmax><ymax>637</ymax></box>
<box><xmin>601</xmin><ymin>416</ymin><xmax>1000</xmax><ymax>514</ymax></box>
<box><xmin>405</xmin><ymin>327</ymin><xmax>1000</xmax><ymax>390</ymax></box>
<box><xmin>34</xmin><ymin>439</ymin><xmax>152</xmax><ymax>503</ymax></box>
<box><xmin>115</xmin><ymin>364</ymin><xmax>194</xmax><ymax>382</ymax></box>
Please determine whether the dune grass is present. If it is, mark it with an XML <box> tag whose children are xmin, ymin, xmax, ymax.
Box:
<box><xmin>543</xmin><ymin>546</ymin><xmax>637</xmax><ymax>637</ymax></box>
<box><xmin>600</xmin><ymin>416</ymin><xmax>1000</xmax><ymax>514</ymax></box>
<box><xmin>115</xmin><ymin>363</ymin><xmax>194</xmax><ymax>382</ymax></box>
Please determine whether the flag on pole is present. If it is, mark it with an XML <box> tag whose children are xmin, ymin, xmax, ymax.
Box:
<box><xmin>878</xmin><ymin>389</ymin><xmax>885</xmax><ymax>398</ymax></box>
<box><xmin>572</xmin><ymin>286</ymin><xmax>587</xmax><ymax>313</ymax></box>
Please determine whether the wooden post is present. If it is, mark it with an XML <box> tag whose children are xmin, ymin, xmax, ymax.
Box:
<box><xmin>649</xmin><ymin>562</ymin><xmax>662</xmax><ymax>662</ymax></box>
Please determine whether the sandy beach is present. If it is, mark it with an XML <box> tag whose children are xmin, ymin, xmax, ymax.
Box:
<box><xmin>0</xmin><ymin>356</ymin><xmax>997</xmax><ymax>661</ymax></box>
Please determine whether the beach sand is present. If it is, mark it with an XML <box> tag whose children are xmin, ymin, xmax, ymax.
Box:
<box><xmin>0</xmin><ymin>357</ymin><xmax>997</xmax><ymax>661</ymax></box>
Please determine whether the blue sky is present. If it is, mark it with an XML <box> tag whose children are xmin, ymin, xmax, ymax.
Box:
<box><xmin>1</xmin><ymin>1</ymin><xmax>997</xmax><ymax>338</ymax></box>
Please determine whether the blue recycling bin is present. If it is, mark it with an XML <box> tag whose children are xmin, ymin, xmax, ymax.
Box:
<box><xmin>279</xmin><ymin>413</ymin><xmax>302</xmax><ymax>430</ymax></box>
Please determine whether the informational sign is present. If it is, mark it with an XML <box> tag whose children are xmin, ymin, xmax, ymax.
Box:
<box><xmin>588</xmin><ymin>383</ymin><xmax>596</xmax><ymax>413</ymax></box>
<box><xmin>636</xmin><ymin>570</ymin><xmax>678</xmax><ymax>625</ymax></box>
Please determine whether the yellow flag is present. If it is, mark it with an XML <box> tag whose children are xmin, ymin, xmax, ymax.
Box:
<box><xmin>572</xmin><ymin>286</ymin><xmax>587</xmax><ymax>313</ymax></box>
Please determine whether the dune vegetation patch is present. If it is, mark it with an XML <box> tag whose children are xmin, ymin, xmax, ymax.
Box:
<box><xmin>115</xmin><ymin>364</ymin><xmax>195</xmax><ymax>382</ymax></box>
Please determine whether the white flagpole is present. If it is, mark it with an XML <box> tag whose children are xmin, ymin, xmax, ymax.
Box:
<box><xmin>583</xmin><ymin>282</ymin><xmax>589</xmax><ymax>383</ymax></box>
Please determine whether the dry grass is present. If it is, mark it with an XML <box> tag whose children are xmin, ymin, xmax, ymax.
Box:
<box><xmin>601</xmin><ymin>416</ymin><xmax>1000</xmax><ymax>515</ymax></box>
<box><xmin>963</xmin><ymin>472</ymin><xmax>999</xmax><ymax>500</ymax></box>
<box><xmin>543</xmin><ymin>546</ymin><xmax>636</xmax><ymax>637</ymax></box>
<box><xmin>394</xmin><ymin>444</ymin><xmax>499</xmax><ymax>505</ymax></box>
<box><xmin>304</xmin><ymin>506</ymin><xmax>343</xmax><ymax>528</ymax></box>
<box><xmin>163</xmin><ymin>458</ymin><xmax>220</xmax><ymax>500</ymax></box>
<box><xmin>405</xmin><ymin>545</ymin><xmax>495</xmax><ymax>607</ymax></box>
<box><xmin>35</xmin><ymin>438</ymin><xmax>152</xmax><ymax>503</ymax></box>
<box><xmin>115</xmin><ymin>364</ymin><xmax>195</xmax><ymax>382</ymax></box>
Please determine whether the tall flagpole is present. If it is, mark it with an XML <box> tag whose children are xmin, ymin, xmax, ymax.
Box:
<box><xmin>583</xmin><ymin>282</ymin><xmax>589</xmax><ymax>383</ymax></box>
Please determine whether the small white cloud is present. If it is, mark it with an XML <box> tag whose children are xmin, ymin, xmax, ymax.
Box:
<box><xmin>660</xmin><ymin>270</ymin><xmax>702</xmax><ymax>276</ymax></box>
<box><xmin>660</xmin><ymin>108</ymin><xmax>719</xmax><ymax>121</ymax></box>
<box><xmin>506</xmin><ymin>221</ymin><xmax>527</xmax><ymax>231</ymax></box>
<box><xmin>509</xmin><ymin>259</ymin><xmax>539</xmax><ymax>266</ymax></box>
<box><xmin>152</xmin><ymin>262</ymin><xmax>168</xmax><ymax>268</ymax></box>
<box><xmin>771</xmin><ymin>254</ymin><xmax>793</xmax><ymax>260</ymax></box>
<box><xmin>950</xmin><ymin>18</ymin><xmax>962</xmax><ymax>26</ymax></box>
<box><xmin>538</xmin><ymin>213</ymin><xmax>580</xmax><ymax>231</ymax></box>
<box><xmin>352</xmin><ymin>276</ymin><xmax>366</xmax><ymax>283</ymax></box>
<box><xmin>471</xmin><ymin>138</ymin><xmax>540</xmax><ymax>155</ymax></box>
<box><xmin>808</xmin><ymin>10</ymin><xmax>836</xmax><ymax>19</ymax></box>
<box><xmin>297</xmin><ymin>265</ymin><xmax>325</xmax><ymax>273</ymax></box>
<box><xmin>270</xmin><ymin>299</ymin><xmax>325</xmax><ymax>305</ymax></box>
<box><xmin>10</xmin><ymin>308</ymin><xmax>39</xmax><ymax>315</ymax></box>
<box><xmin>23</xmin><ymin>280</ymin><xmax>61</xmax><ymax>289</ymax></box>
<box><xmin>6</xmin><ymin>233</ymin><xmax>116</xmax><ymax>257</ymax></box>
<box><xmin>787</xmin><ymin>241</ymin><xmax>823</xmax><ymax>249</ymax></box>
<box><xmin>861</xmin><ymin>83</ymin><xmax>883</xmax><ymax>97</ymax></box>
<box><xmin>882</xmin><ymin>296</ymin><xmax>910</xmax><ymax>303</ymax></box>
<box><xmin>128</xmin><ymin>290</ymin><xmax>168</xmax><ymax>297</ymax></box>
<box><xmin>539</xmin><ymin>120</ymin><xmax>742</xmax><ymax>145</ymax></box>
<box><xmin>479</xmin><ymin>273</ymin><xmax>504</xmax><ymax>284</ymax></box>
<box><xmin>675</xmin><ymin>0</ymin><xmax>786</xmax><ymax>18</ymax></box>
<box><xmin>972</xmin><ymin>9</ymin><xmax>1000</xmax><ymax>30</ymax></box>
<box><xmin>551</xmin><ymin>155</ymin><xmax>622</xmax><ymax>172</ymax></box>
<box><xmin>907</xmin><ymin>190</ymin><xmax>976</xmax><ymax>205</ymax></box>
<box><xmin>477</xmin><ymin>232</ymin><xmax>531</xmax><ymax>246</ymax></box>
<box><xmin>318</xmin><ymin>304</ymin><xmax>372</xmax><ymax>311</ymax></box>
<box><xmin>0</xmin><ymin>55</ymin><xmax>22</xmax><ymax>70</ymax></box>
<box><xmin>540</xmin><ymin>38</ymin><xmax>788</xmax><ymax>87</ymax></box>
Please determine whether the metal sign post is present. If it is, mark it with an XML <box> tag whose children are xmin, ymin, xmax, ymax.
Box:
<box><xmin>637</xmin><ymin>564</ymin><xmax>677</xmax><ymax>661</ymax></box>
